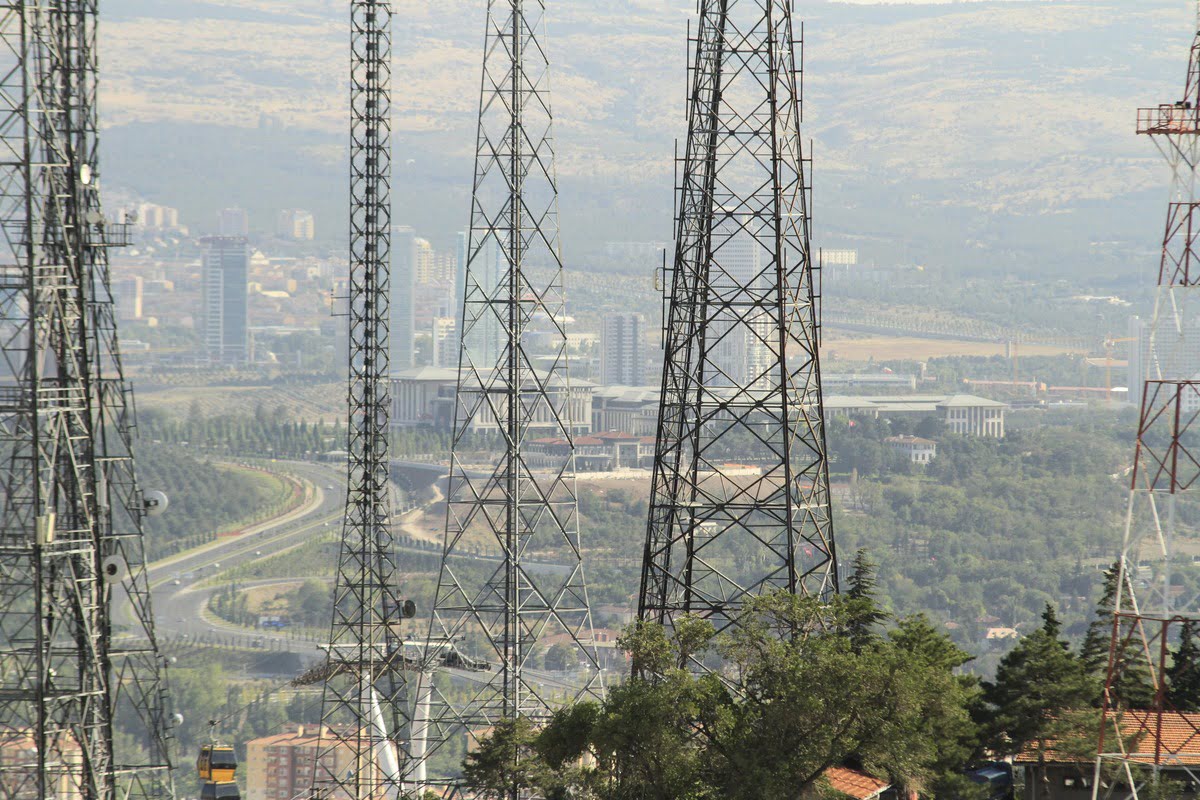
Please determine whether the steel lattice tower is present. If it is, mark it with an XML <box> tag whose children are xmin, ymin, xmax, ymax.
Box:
<box><xmin>1093</xmin><ymin>4</ymin><xmax>1200</xmax><ymax>797</ymax></box>
<box><xmin>0</xmin><ymin>3</ymin><xmax>175</xmax><ymax>800</ymax></box>
<box><xmin>413</xmin><ymin>0</ymin><xmax>603</xmax><ymax>793</ymax></box>
<box><xmin>638</xmin><ymin>0</ymin><xmax>836</xmax><ymax>654</ymax></box>
<box><xmin>311</xmin><ymin>2</ymin><xmax>412</xmax><ymax>798</ymax></box>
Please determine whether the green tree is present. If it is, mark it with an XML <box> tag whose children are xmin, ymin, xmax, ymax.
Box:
<box><xmin>293</xmin><ymin>579</ymin><xmax>331</xmax><ymax>627</ymax></box>
<box><xmin>462</xmin><ymin>717</ymin><xmax>556</xmax><ymax>800</ymax></box>
<box><xmin>845</xmin><ymin>549</ymin><xmax>888</xmax><ymax>650</ymax></box>
<box><xmin>983</xmin><ymin>604</ymin><xmax>1097</xmax><ymax>759</ymax></box>
<box><xmin>518</xmin><ymin>595</ymin><xmax>983</xmax><ymax>800</ymax></box>
<box><xmin>1079</xmin><ymin>562</ymin><xmax>1121</xmax><ymax>678</ymax></box>
<box><xmin>714</xmin><ymin>593</ymin><xmax>969</xmax><ymax>799</ymax></box>
<box><xmin>888</xmin><ymin>614</ymin><xmax>983</xmax><ymax>793</ymax></box>
<box><xmin>1169</xmin><ymin>620</ymin><xmax>1200</xmax><ymax>712</ymax></box>
<box><xmin>1078</xmin><ymin>563</ymin><xmax>1154</xmax><ymax>708</ymax></box>
<box><xmin>543</xmin><ymin>642</ymin><xmax>577</xmax><ymax>672</ymax></box>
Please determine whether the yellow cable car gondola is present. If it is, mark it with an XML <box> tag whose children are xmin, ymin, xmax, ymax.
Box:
<box><xmin>198</xmin><ymin>721</ymin><xmax>241</xmax><ymax>800</ymax></box>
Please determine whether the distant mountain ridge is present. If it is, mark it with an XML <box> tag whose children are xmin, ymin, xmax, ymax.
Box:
<box><xmin>100</xmin><ymin>0</ymin><xmax>1193</xmax><ymax>279</ymax></box>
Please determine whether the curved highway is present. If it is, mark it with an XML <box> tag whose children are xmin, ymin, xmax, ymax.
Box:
<box><xmin>148</xmin><ymin>458</ymin><xmax>597</xmax><ymax>695</ymax></box>
<box><xmin>150</xmin><ymin>459</ymin><xmax>346</xmax><ymax>652</ymax></box>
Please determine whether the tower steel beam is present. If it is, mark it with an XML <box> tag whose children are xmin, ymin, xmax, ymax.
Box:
<box><xmin>0</xmin><ymin>3</ymin><xmax>175</xmax><ymax>800</ymax></box>
<box><xmin>412</xmin><ymin>1</ymin><xmax>603</xmax><ymax>795</ymax></box>
<box><xmin>1093</xmin><ymin>4</ymin><xmax>1200</xmax><ymax>798</ymax></box>
<box><xmin>638</xmin><ymin>0</ymin><xmax>836</xmax><ymax>664</ymax></box>
<box><xmin>310</xmin><ymin>1</ymin><xmax>413</xmax><ymax>798</ymax></box>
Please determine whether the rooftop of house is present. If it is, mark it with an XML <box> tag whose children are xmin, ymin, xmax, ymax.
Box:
<box><xmin>1016</xmin><ymin>710</ymin><xmax>1200</xmax><ymax>766</ymax></box>
<box><xmin>824</xmin><ymin>765</ymin><xmax>892</xmax><ymax>800</ymax></box>
<box><xmin>593</xmin><ymin>385</ymin><xmax>660</xmax><ymax>403</ymax></box>
<box><xmin>825</xmin><ymin>393</ymin><xmax>1008</xmax><ymax>411</ymax></box>
<box><xmin>884</xmin><ymin>435</ymin><xmax>937</xmax><ymax>446</ymax></box>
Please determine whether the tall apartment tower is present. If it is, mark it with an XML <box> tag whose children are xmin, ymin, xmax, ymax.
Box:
<box><xmin>431</xmin><ymin>316</ymin><xmax>458</xmax><ymax>368</ymax></box>
<box><xmin>456</xmin><ymin>232</ymin><xmax>503</xmax><ymax>369</ymax></box>
<box><xmin>276</xmin><ymin>209</ymin><xmax>316</xmax><ymax>240</ymax></box>
<box><xmin>218</xmin><ymin>206</ymin><xmax>249</xmax><ymax>236</ymax></box>
<box><xmin>391</xmin><ymin>224</ymin><xmax>416</xmax><ymax>371</ymax></box>
<box><xmin>201</xmin><ymin>236</ymin><xmax>250</xmax><ymax>364</ymax></box>
<box><xmin>601</xmin><ymin>312</ymin><xmax>646</xmax><ymax>386</ymax></box>
<box><xmin>114</xmin><ymin>275</ymin><xmax>144</xmax><ymax>321</ymax></box>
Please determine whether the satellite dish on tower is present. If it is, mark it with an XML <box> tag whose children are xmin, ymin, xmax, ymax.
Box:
<box><xmin>101</xmin><ymin>556</ymin><xmax>127</xmax><ymax>584</ymax></box>
<box><xmin>143</xmin><ymin>490</ymin><xmax>169</xmax><ymax>516</ymax></box>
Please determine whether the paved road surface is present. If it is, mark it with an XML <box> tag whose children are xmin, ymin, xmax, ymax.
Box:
<box><xmin>149</xmin><ymin>459</ymin><xmax>344</xmax><ymax>657</ymax></box>
<box><xmin>147</xmin><ymin>459</ymin><xmax>595</xmax><ymax>695</ymax></box>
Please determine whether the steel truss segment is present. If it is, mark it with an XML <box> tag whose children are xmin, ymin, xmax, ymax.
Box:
<box><xmin>312</xmin><ymin>2</ymin><xmax>414</xmax><ymax>799</ymax></box>
<box><xmin>1095</xmin><ymin>8</ymin><xmax>1200</xmax><ymax>799</ymax></box>
<box><xmin>416</xmin><ymin>1</ymin><xmax>603</xmax><ymax>796</ymax></box>
<box><xmin>639</xmin><ymin>0</ymin><xmax>834</xmax><ymax>654</ymax></box>
<box><xmin>1096</xmin><ymin>615</ymin><xmax>1200</xmax><ymax>800</ymax></box>
<box><xmin>0</xmin><ymin>3</ymin><xmax>174</xmax><ymax>800</ymax></box>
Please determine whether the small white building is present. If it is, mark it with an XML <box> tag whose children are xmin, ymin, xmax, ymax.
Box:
<box><xmin>884</xmin><ymin>435</ymin><xmax>937</xmax><ymax>464</ymax></box>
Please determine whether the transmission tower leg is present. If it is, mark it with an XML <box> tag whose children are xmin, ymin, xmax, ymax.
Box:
<box><xmin>311</xmin><ymin>2</ymin><xmax>412</xmax><ymax>798</ymax></box>
<box><xmin>638</xmin><ymin>0</ymin><xmax>836</xmax><ymax>670</ymax></box>
<box><xmin>416</xmin><ymin>1</ymin><xmax>604</xmax><ymax>794</ymax></box>
<box><xmin>1093</xmin><ymin>8</ymin><xmax>1200</xmax><ymax>798</ymax></box>
<box><xmin>0</xmin><ymin>3</ymin><xmax>175</xmax><ymax>800</ymax></box>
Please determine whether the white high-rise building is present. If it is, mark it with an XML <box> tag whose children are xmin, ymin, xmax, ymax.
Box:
<box><xmin>600</xmin><ymin>312</ymin><xmax>645</xmax><ymax>386</ymax></box>
<box><xmin>459</xmin><ymin>233</ymin><xmax>504</xmax><ymax>373</ymax></box>
<box><xmin>218</xmin><ymin>207</ymin><xmax>249</xmax><ymax>237</ymax></box>
<box><xmin>1128</xmin><ymin>314</ymin><xmax>1200</xmax><ymax>407</ymax></box>
<box><xmin>113</xmin><ymin>275</ymin><xmax>143</xmax><ymax>321</ymax></box>
<box><xmin>391</xmin><ymin>226</ymin><xmax>417</xmax><ymax>372</ymax></box>
<box><xmin>201</xmin><ymin>236</ymin><xmax>250</xmax><ymax>364</ymax></box>
<box><xmin>276</xmin><ymin>209</ymin><xmax>315</xmax><ymax>240</ymax></box>
<box><xmin>134</xmin><ymin>202</ymin><xmax>180</xmax><ymax>230</ymax></box>
<box><xmin>431</xmin><ymin>316</ymin><xmax>458</xmax><ymax>369</ymax></box>
<box><xmin>709</xmin><ymin>220</ymin><xmax>772</xmax><ymax>391</ymax></box>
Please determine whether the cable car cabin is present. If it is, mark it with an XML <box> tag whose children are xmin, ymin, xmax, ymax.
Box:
<box><xmin>197</xmin><ymin>745</ymin><xmax>238</xmax><ymax>783</ymax></box>
<box><xmin>200</xmin><ymin>782</ymin><xmax>241</xmax><ymax>800</ymax></box>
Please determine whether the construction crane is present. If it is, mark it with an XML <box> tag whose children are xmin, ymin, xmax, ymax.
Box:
<box><xmin>1103</xmin><ymin>335</ymin><xmax>1135</xmax><ymax>402</ymax></box>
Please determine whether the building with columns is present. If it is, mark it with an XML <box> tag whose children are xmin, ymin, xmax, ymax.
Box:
<box><xmin>391</xmin><ymin>368</ymin><xmax>594</xmax><ymax>435</ymax></box>
<box><xmin>823</xmin><ymin>393</ymin><xmax>1007</xmax><ymax>438</ymax></box>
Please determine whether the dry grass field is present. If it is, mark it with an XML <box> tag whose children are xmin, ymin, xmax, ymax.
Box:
<box><xmin>821</xmin><ymin>333</ymin><xmax>1078</xmax><ymax>364</ymax></box>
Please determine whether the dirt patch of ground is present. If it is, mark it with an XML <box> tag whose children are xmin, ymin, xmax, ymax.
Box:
<box><xmin>821</xmin><ymin>333</ymin><xmax>1076</xmax><ymax>364</ymax></box>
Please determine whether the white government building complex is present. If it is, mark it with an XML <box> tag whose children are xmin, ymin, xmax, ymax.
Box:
<box><xmin>390</xmin><ymin>369</ymin><xmax>1009</xmax><ymax>439</ymax></box>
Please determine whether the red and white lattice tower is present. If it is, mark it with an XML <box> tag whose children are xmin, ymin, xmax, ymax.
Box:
<box><xmin>1093</xmin><ymin>5</ymin><xmax>1200</xmax><ymax>797</ymax></box>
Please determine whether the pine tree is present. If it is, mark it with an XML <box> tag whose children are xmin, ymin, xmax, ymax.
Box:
<box><xmin>1078</xmin><ymin>562</ymin><xmax>1155</xmax><ymax>708</ymax></box>
<box><xmin>1169</xmin><ymin>620</ymin><xmax>1200</xmax><ymax>712</ymax></box>
<box><xmin>845</xmin><ymin>548</ymin><xmax>888</xmax><ymax>651</ymax></box>
<box><xmin>983</xmin><ymin>603</ymin><xmax>1096</xmax><ymax>757</ymax></box>
<box><xmin>1041</xmin><ymin>603</ymin><xmax>1064</xmax><ymax>645</ymax></box>
<box><xmin>1079</xmin><ymin>562</ymin><xmax>1121</xmax><ymax>677</ymax></box>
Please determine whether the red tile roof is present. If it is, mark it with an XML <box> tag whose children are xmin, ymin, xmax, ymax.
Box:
<box><xmin>1016</xmin><ymin>710</ymin><xmax>1200</xmax><ymax>766</ymax></box>
<box><xmin>824</xmin><ymin>766</ymin><xmax>891</xmax><ymax>800</ymax></box>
